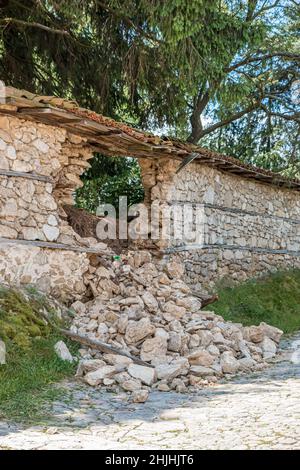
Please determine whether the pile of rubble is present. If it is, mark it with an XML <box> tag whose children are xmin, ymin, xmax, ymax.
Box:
<box><xmin>70</xmin><ymin>251</ymin><xmax>283</xmax><ymax>403</ymax></box>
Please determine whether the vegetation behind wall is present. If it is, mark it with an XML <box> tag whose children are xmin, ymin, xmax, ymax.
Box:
<box><xmin>209</xmin><ymin>270</ymin><xmax>300</xmax><ymax>334</ymax></box>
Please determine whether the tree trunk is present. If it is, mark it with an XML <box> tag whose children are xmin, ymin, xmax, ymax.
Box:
<box><xmin>61</xmin><ymin>329</ymin><xmax>154</xmax><ymax>368</ymax></box>
<box><xmin>187</xmin><ymin>90</ymin><xmax>211</xmax><ymax>144</ymax></box>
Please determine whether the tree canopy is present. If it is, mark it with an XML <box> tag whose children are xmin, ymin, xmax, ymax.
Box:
<box><xmin>0</xmin><ymin>0</ymin><xmax>299</xmax><ymax>208</ymax></box>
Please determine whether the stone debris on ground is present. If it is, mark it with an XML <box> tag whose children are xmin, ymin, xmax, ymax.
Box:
<box><xmin>0</xmin><ymin>339</ymin><xmax>6</xmax><ymax>365</ymax></box>
<box><xmin>70</xmin><ymin>250</ymin><xmax>283</xmax><ymax>402</ymax></box>
<box><xmin>54</xmin><ymin>340</ymin><xmax>74</xmax><ymax>363</ymax></box>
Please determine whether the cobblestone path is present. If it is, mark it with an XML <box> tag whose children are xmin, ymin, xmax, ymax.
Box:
<box><xmin>0</xmin><ymin>333</ymin><xmax>299</xmax><ymax>450</ymax></box>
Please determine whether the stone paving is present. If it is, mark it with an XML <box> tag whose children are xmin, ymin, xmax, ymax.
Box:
<box><xmin>0</xmin><ymin>333</ymin><xmax>299</xmax><ymax>450</ymax></box>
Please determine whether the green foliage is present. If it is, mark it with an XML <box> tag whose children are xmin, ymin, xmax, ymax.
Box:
<box><xmin>203</xmin><ymin>113</ymin><xmax>300</xmax><ymax>175</ymax></box>
<box><xmin>0</xmin><ymin>335</ymin><xmax>76</xmax><ymax>422</ymax></box>
<box><xmin>0</xmin><ymin>0</ymin><xmax>299</xmax><ymax>199</ymax></box>
<box><xmin>0</xmin><ymin>286</ymin><xmax>77</xmax><ymax>422</ymax></box>
<box><xmin>208</xmin><ymin>270</ymin><xmax>300</xmax><ymax>334</ymax></box>
<box><xmin>0</xmin><ymin>285</ymin><xmax>61</xmax><ymax>350</ymax></box>
<box><xmin>76</xmin><ymin>155</ymin><xmax>144</xmax><ymax>213</ymax></box>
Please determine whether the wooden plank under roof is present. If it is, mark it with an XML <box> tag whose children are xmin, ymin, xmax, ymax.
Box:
<box><xmin>18</xmin><ymin>106</ymin><xmax>84</xmax><ymax>123</ymax></box>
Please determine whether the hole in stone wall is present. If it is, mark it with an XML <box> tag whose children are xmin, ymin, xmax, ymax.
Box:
<box><xmin>75</xmin><ymin>154</ymin><xmax>145</xmax><ymax>214</ymax></box>
<box><xmin>63</xmin><ymin>154</ymin><xmax>145</xmax><ymax>253</ymax></box>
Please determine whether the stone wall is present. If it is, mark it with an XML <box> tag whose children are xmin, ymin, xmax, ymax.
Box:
<box><xmin>0</xmin><ymin>243</ymin><xmax>89</xmax><ymax>301</ymax></box>
<box><xmin>1</xmin><ymin>112</ymin><xmax>300</xmax><ymax>297</ymax></box>
<box><xmin>0</xmin><ymin>115</ymin><xmax>93</xmax><ymax>242</ymax></box>
<box><xmin>139</xmin><ymin>157</ymin><xmax>300</xmax><ymax>290</ymax></box>
<box><xmin>0</xmin><ymin>114</ymin><xmax>95</xmax><ymax>299</ymax></box>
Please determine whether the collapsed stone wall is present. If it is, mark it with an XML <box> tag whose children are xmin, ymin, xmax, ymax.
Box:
<box><xmin>71</xmin><ymin>250</ymin><xmax>283</xmax><ymax>400</ymax></box>
<box><xmin>139</xmin><ymin>157</ymin><xmax>300</xmax><ymax>290</ymax></box>
<box><xmin>0</xmin><ymin>114</ymin><xmax>97</xmax><ymax>299</ymax></box>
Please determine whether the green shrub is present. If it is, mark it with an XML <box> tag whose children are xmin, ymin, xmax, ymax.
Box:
<box><xmin>0</xmin><ymin>285</ymin><xmax>77</xmax><ymax>422</ymax></box>
<box><xmin>208</xmin><ymin>270</ymin><xmax>300</xmax><ymax>334</ymax></box>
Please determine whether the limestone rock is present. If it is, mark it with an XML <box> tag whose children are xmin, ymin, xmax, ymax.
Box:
<box><xmin>140</xmin><ymin>336</ymin><xmax>168</xmax><ymax>362</ymax></box>
<box><xmin>133</xmin><ymin>251</ymin><xmax>151</xmax><ymax>268</ymax></box>
<box><xmin>47</xmin><ymin>215</ymin><xmax>58</xmax><ymax>226</ymax></box>
<box><xmin>125</xmin><ymin>318</ymin><xmax>155</xmax><ymax>344</ymax></box>
<box><xmin>165</xmin><ymin>261</ymin><xmax>184</xmax><ymax>279</ymax></box>
<box><xmin>114</xmin><ymin>371</ymin><xmax>131</xmax><ymax>384</ymax></box>
<box><xmin>142</xmin><ymin>291</ymin><xmax>158</xmax><ymax>312</ymax></box>
<box><xmin>197</xmin><ymin>330</ymin><xmax>213</xmax><ymax>347</ymax></box>
<box><xmin>220</xmin><ymin>351</ymin><xmax>240</xmax><ymax>374</ymax></box>
<box><xmin>75</xmin><ymin>359</ymin><xmax>106</xmax><ymax>377</ymax></box>
<box><xmin>155</xmin><ymin>358</ymin><xmax>189</xmax><ymax>381</ymax></box>
<box><xmin>43</xmin><ymin>224</ymin><xmax>60</xmax><ymax>242</ymax></box>
<box><xmin>128</xmin><ymin>364</ymin><xmax>156</xmax><ymax>386</ymax></box>
<box><xmin>0</xmin><ymin>225</ymin><xmax>18</xmax><ymax>238</ymax></box>
<box><xmin>207</xmin><ymin>344</ymin><xmax>220</xmax><ymax>356</ymax></box>
<box><xmin>65</xmin><ymin>248</ymin><xmax>283</xmax><ymax>397</ymax></box>
<box><xmin>87</xmin><ymin>319</ymin><xmax>98</xmax><ymax>332</ymax></box>
<box><xmin>187</xmin><ymin>350</ymin><xmax>214</xmax><ymax>367</ymax></box>
<box><xmin>117</xmin><ymin>314</ymin><xmax>128</xmax><ymax>334</ymax></box>
<box><xmin>33</xmin><ymin>138</ymin><xmax>49</xmax><ymax>153</ymax></box>
<box><xmin>96</xmin><ymin>266</ymin><xmax>112</xmax><ymax>279</ymax></box>
<box><xmin>155</xmin><ymin>328</ymin><xmax>169</xmax><ymax>341</ymax></box>
<box><xmin>176</xmin><ymin>296</ymin><xmax>201</xmax><ymax>312</ymax></box>
<box><xmin>188</xmin><ymin>374</ymin><xmax>202</xmax><ymax>386</ymax></box>
<box><xmin>97</xmin><ymin>322</ymin><xmax>109</xmax><ymax>340</ymax></box>
<box><xmin>168</xmin><ymin>331</ymin><xmax>182</xmax><ymax>352</ymax></box>
<box><xmin>171</xmin><ymin>378</ymin><xmax>187</xmax><ymax>393</ymax></box>
<box><xmin>189</xmin><ymin>334</ymin><xmax>200</xmax><ymax>349</ymax></box>
<box><xmin>238</xmin><ymin>357</ymin><xmax>257</xmax><ymax>370</ymax></box>
<box><xmin>158</xmin><ymin>273</ymin><xmax>171</xmax><ymax>285</ymax></box>
<box><xmin>238</xmin><ymin>340</ymin><xmax>252</xmax><ymax>358</ymax></box>
<box><xmin>54</xmin><ymin>341</ymin><xmax>74</xmax><ymax>362</ymax></box>
<box><xmin>243</xmin><ymin>326</ymin><xmax>264</xmax><ymax>343</ymax></box>
<box><xmin>71</xmin><ymin>301</ymin><xmax>86</xmax><ymax>316</ymax></box>
<box><xmin>132</xmin><ymin>389</ymin><xmax>149</xmax><ymax>403</ymax></box>
<box><xmin>163</xmin><ymin>301</ymin><xmax>186</xmax><ymax>320</ymax></box>
<box><xmin>84</xmin><ymin>365</ymin><xmax>116</xmax><ymax>386</ymax></box>
<box><xmin>103</xmin><ymin>354</ymin><xmax>133</xmax><ymax>367</ymax></box>
<box><xmin>213</xmin><ymin>332</ymin><xmax>227</xmax><ymax>345</ymax></box>
<box><xmin>6</xmin><ymin>145</ymin><xmax>16</xmax><ymax>159</ymax></box>
<box><xmin>260</xmin><ymin>337</ymin><xmax>277</xmax><ymax>359</ymax></box>
<box><xmin>122</xmin><ymin>378</ymin><xmax>142</xmax><ymax>392</ymax></box>
<box><xmin>22</xmin><ymin>227</ymin><xmax>44</xmax><ymax>241</ymax></box>
<box><xmin>169</xmin><ymin>319</ymin><xmax>183</xmax><ymax>333</ymax></box>
<box><xmin>259</xmin><ymin>322</ymin><xmax>283</xmax><ymax>344</ymax></box>
<box><xmin>189</xmin><ymin>365</ymin><xmax>215</xmax><ymax>377</ymax></box>
<box><xmin>0</xmin><ymin>340</ymin><xmax>6</xmax><ymax>365</ymax></box>
<box><xmin>120</xmin><ymin>297</ymin><xmax>141</xmax><ymax>306</ymax></box>
<box><xmin>157</xmin><ymin>382</ymin><xmax>170</xmax><ymax>392</ymax></box>
<box><xmin>103</xmin><ymin>378</ymin><xmax>115</xmax><ymax>386</ymax></box>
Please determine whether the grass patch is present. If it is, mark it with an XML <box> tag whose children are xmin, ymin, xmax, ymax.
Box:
<box><xmin>0</xmin><ymin>285</ymin><xmax>78</xmax><ymax>423</ymax></box>
<box><xmin>207</xmin><ymin>269</ymin><xmax>300</xmax><ymax>334</ymax></box>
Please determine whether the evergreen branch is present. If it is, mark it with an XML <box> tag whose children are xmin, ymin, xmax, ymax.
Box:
<box><xmin>96</xmin><ymin>1</ymin><xmax>160</xmax><ymax>44</ymax></box>
<box><xmin>246</xmin><ymin>0</ymin><xmax>259</xmax><ymax>21</ymax></box>
<box><xmin>260</xmin><ymin>104</ymin><xmax>300</xmax><ymax>123</ymax></box>
<box><xmin>199</xmin><ymin>102</ymin><xmax>262</xmax><ymax>138</ymax></box>
<box><xmin>0</xmin><ymin>17</ymin><xmax>71</xmax><ymax>36</ymax></box>
<box><xmin>227</xmin><ymin>52</ymin><xmax>300</xmax><ymax>73</ymax></box>
<box><xmin>251</xmin><ymin>0</ymin><xmax>281</xmax><ymax>20</ymax></box>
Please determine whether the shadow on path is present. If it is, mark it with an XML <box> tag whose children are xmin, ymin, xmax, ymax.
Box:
<box><xmin>0</xmin><ymin>332</ymin><xmax>299</xmax><ymax>449</ymax></box>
